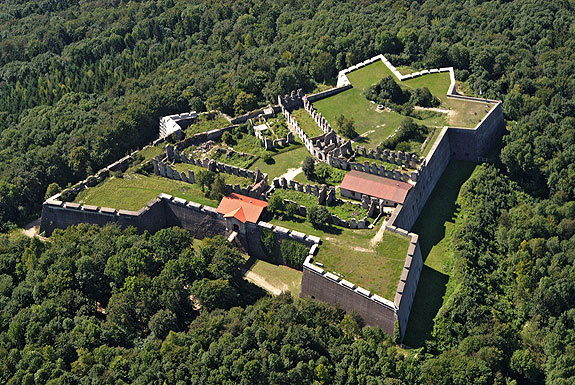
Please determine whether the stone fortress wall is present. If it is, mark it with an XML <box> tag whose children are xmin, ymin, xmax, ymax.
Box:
<box><xmin>40</xmin><ymin>192</ymin><xmax>318</xmax><ymax>264</ymax></box>
<box><xmin>301</xmin><ymin>228</ymin><xmax>421</xmax><ymax>336</ymax></box>
<box><xmin>298</xmin><ymin>54</ymin><xmax>505</xmax><ymax>341</ymax></box>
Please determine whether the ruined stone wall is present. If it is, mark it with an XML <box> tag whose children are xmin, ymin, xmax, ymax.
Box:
<box><xmin>174</xmin><ymin>125</ymin><xmax>237</xmax><ymax>150</ymax></box>
<box><xmin>252</xmin><ymin>119</ymin><xmax>295</xmax><ymax>150</ymax></box>
<box><xmin>230</xmin><ymin>105</ymin><xmax>282</xmax><ymax>124</ymax></box>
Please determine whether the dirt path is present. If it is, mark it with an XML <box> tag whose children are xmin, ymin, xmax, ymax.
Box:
<box><xmin>370</xmin><ymin>218</ymin><xmax>388</xmax><ymax>247</ymax></box>
<box><xmin>243</xmin><ymin>270</ymin><xmax>286</xmax><ymax>295</ymax></box>
<box><xmin>278</xmin><ymin>167</ymin><xmax>302</xmax><ymax>181</ymax></box>
<box><xmin>21</xmin><ymin>218</ymin><xmax>48</xmax><ymax>241</ymax></box>
<box><xmin>414</xmin><ymin>106</ymin><xmax>450</xmax><ymax>114</ymax></box>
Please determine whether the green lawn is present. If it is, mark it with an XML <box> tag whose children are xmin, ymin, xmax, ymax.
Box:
<box><xmin>136</xmin><ymin>145</ymin><xmax>164</xmax><ymax>162</ymax></box>
<box><xmin>269</xmin><ymin>215</ymin><xmax>409</xmax><ymax>300</ymax></box>
<box><xmin>316</xmin><ymin>229</ymin><xmax>409</xmax><ymax>300</ymax></box>
<box><xmin>290</xmin><ymin>108</ymin><xmax>324</xmax><ymax>138</ymax></box>
<box><xmin>74</xmin><ymin>173</ymin><xmax>218</xmax><ymax>210</ymax></box>
<box><xmin>403</xmin><ymin>72</ymin><xmax>452</xmax><ymax>102</ymax></box>
<box><xmin>346</xmin><ymin>60</ymin><xmax>395</xmax><ymax>89</ymax></box>
<box><xmin>314</xmin><ymin>64</ymin><xmax>445</xmax><ymax>150</ymax></box>
<box><xmin>251</xmin><ymin>145</ymin><xmax>310</xmax><ymax>180</ymax></box>
<box><xmin>403</xmin><ymin>72</ymin><xmax>494</xmax><ymax>128</ymax></box>
<box><xmin>244</xmin><ymin>259</ymin><xmax>302</xmax><ymax>297</ymax></box>
<box><xmin>184</xmin><ymin>113</ymin><xmax>231</xmax><ymax>136</ymax></box>
<box><xmin>402</xmin><ymin>160</ymin><xmax>479</xmax><ymax>347</ymax></box>
<box><xmin>172</xmin><ymin>163</ymin><xmax>253</xmax><ymax>187</ymax></box>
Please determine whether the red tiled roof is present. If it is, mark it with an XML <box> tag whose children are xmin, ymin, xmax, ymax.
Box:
<box><xmin>340</xmin><ymin>170</ymin><xmax>412</xmax><ymax>203</ymax></box>
<box><xmin>216</xmin><ymin>193</ymin><xmax>268</xmax><ymax>223</ymax></box>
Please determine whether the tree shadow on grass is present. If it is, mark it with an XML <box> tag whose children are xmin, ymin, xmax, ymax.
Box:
<box><xmin>402</xmin><ymin>266</ymin><xmax>449</xmax><ymax>347</ymax></box>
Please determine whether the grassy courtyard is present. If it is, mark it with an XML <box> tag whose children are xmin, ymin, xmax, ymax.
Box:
<box><xmin>74</xmin><ymin>173</ymin><xmax>218</xmax><ymax>210</ymax></box>
<box><xmin>290</xmin><ymin>108</ymin><xmax>324</xmax><ymax>138</ymax></box>
<box><xmin>269</xmin><ymin>214</ymin><xmax>409</xmax><ymax>300</ymax></box>
<box><xmin>402</xmin><ymin>160</ymin><xmax>479</xmax><ymax>347</ymax></box>
<box><xmin>313</xmin><ymin>60</ymin><xmax>493</xmax><ymax>151</ymax></box>
<box><xmin>313</xmin><ymin>71</ymin><xmax>444</xmax><ymax>150</ymax></box>
<box><xmin>250</xmin><ymin>145</ymin><xmax>309</xmax><ymax>180</ymax></box>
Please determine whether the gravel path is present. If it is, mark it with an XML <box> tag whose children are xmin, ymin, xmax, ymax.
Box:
<box><xmin>278</xmin><ymin>167</ymin><xmax>303</xmax><ymax>181</ymax></box>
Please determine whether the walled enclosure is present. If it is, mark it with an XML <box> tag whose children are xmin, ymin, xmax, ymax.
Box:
<box><xmin>298</xmin><ymin>54</ymin><xmax>505</xmax><ymax>341</ymax></box>
<box><xmin>39</xmin><ymin>52</ymin><xmax>504</xmax><ymax>343</ymax></box>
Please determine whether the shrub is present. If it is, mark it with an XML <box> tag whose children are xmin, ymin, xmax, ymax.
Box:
<box><xmin>302</xmin><ymin>156</ymin><xmax>315</xmax><ymax>179</ymax></box>
<box><xmin>260</xmin><ymin>228</ymin><xmax>279</xmax><ymax>259</ymax></box>
<box><xmin>315</xmin><ymin>162</ymin><xmax>346</xmax><ymax>185</ymax></box>
<box><xmin>221</xmin><ymin>131</ymin><xmax>233</xmax><ymax>145</ymax></box>
<box><xmin>262</xmin><ymin>153</ymin><xmax>274</xmax><ymax>164</ymax></box>
<box><xmin>286</xmin><ymin>201</ymin><xmax>299</xmax><ymax>218</ymax></box>
<box><xmin>307</xmin><ymin>206</ymin><xmax>331</xmax><ymax>228</ymax></box>
<box><xmin>208</xmin><ymin>174</ymin><xmax>230</xmax><ymax>201</ymax></box>
<box><xmin>267</xmin><ymin>194</ymin><xmax>283</xmax><ymax>214</ymax></box>
<box><xmin>334</xmin><ymin>115</ymin><xmax>357</xmax><ymax>139</ymax></box>
<box><xmin>196</xmin><ymin>170</ymin><xmax>216</xmax><ymax>191</ymax></box>
<box><xmin>410</xmin><ymin>87</ymin><xmax>440</xmax><ymax>107</ymax></box>
<box><xmin>382</xmin><ymin>118</ymin><xmax>428</xmax><ymax>150</ymax></box>
<box><xmin>366</xmin><ymin>76</ymin><xmax>410</xmax><ymax>105</ymax></box>
<box><xmin>280</xmin><ymin>239</ymin><xmax>309</xmax><ymax>269</ymax></box>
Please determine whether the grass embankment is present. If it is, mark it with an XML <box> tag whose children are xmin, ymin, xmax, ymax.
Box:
<box><xmin>244</xmin><ymin>259</ymin><xmax>303</xmax><ymax>297</ymax></box>
<box><xmin>272</xmin><ymin>189</ymin><xmax>368</xmax><ymax>221</ymax></box>
<box><xmin>172</xmin><ymin>163</ymin><xmax>253</xmax><ymax>187</ymax></box>
<box><xmin>402</xmin><ymin>160</ymin><xmax>479</xmax><ymax>347</ymax></box>
<box><xmin>184</xmin><ymin>113</ymin><xmax>231</xmax><ymax>136</ymax></box>
<box><xmin>269</xmin><ymin>214</ymin><xmax>409</xmax><ymax>300</ymax></box>
<box><xmin>74</xmin><ymin>173</ymin><xmax>218</xmax><ymax>210</ymax></box>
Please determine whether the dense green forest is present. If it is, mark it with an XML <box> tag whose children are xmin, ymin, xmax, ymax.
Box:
<box><xmin>1</xmin><ymin>0</ymin><xmax>575</xmax><ymax>383</ymax></box>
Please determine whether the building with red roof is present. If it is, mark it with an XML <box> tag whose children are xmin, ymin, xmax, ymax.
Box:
<box><xmin>339</xmin><ymin>170</ymin><xmax>412</xmax><ymax>206</ymax></box>
<box><xmin>217</xmin><ymin>193</ymin><xmax>268</xmax><ymax>233</ymax></box>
